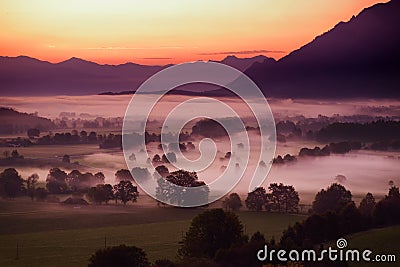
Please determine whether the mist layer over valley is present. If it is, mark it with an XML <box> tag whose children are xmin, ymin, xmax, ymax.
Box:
<box><xmin>1</xmin><ymin>94</ymin><xmax>399</xmax><ymax>205</ymax></box>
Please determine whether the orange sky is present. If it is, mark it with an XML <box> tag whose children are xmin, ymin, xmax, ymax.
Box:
<box><xmin>0</xmin><ymin>0</ymin><xmax>387</xmax><ymax>65</ymax></box>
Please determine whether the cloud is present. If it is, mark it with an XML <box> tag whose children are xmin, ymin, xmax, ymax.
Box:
<box><xmin>198</xmin><ymin>49</ymin><xmax>285</xmax><ymax>56</ymax></box>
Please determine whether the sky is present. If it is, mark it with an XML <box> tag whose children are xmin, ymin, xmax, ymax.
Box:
<box><xmin>0</xmin><ymin>0</ymin><xmax>387</xmax><ymax>65</ymax></box>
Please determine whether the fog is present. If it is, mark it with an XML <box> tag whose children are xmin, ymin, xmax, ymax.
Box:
<box><xmin>2</xmin><ymin>95</ymin><xmax>400</xmax><ymax>119</ymax></box>
<box><xmin>1</xmin><ymin>94</ymin><xmax>399</xmax><ymax>204</ymax></box>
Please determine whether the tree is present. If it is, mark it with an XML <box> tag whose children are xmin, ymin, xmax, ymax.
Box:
<box><xmin>88</xmin><ymin>244</ymin><xmax>150</xmax><ymax>267</ymax></box>
<box><xmin>115</xmin><ymin>169</ymin><xmax>133</xmax><ymax>181</ymax></box>
<box><xmin>222</xmin><ymin>193</ymin><xmax>242</xmax><ymax>211</ymax></box>
<box><xmin>0</xmin><ymin>168</ymin><xmax>24</xmax><ymax>198</ymax></box>
<box><xmin>27</xmin><ymin>128</ymin><xmax>40</xmax><ymax>139</ymax></box>
<box><xmin>87</xmin><ymin>184</ymin><xmax>114</xmax><ymax>204</ymax></box>
<box><xmin>66</xmin><ymin>169</ymin><xmax>82</xmax><ymax>192</ymax></box>
<box><xmin>312</xmin><ymin>183</ymin><xmax>352</xmax><ymax>214</ymax></box>
<box><xmin>154</xmin><ymin>165</ymin><xmax>169</xmax><ymax>178</ymax></box>
<box><xmin>94</xmin><ymin>172</ymin><xmax>106</xmax><ymax>184</ymax></box>
<box><xmin>11</xmin><ymin>149</ymin><xmax>23</xmax><ymax>159</ymax></box>
<box><xmin>155</xmin><ymin>170</ymin><xmax>209</xmax><ymax>206</ymax></box>
<box><xmin>26</xmin><ymin>173</ymin><xmax>39</xmax><ymax>201</ymax></box>
<box><xmin>152</xmin><ymin>154</ymin><xmax>161</xmax><ymax>163</ymax></box>
<box><xmin>35</xmin><ymin>188</ymin><xmax>48</xmax><ymax>201</ymax></box>
<box><xmin>373</xmin><ymin>185</ymin><xmax>400</xmax><ymax>226</ymax></box>
<box><xmin>80</xmin><ymin>130</ymin><xmax>88</xmax><ymax>142</ymax></box>
<box><xmin>358</xmin><ymin>192</ymin><xmax>376</xmax><ymax>217</ymax></box>
<box><xmin>178</xmin><ymin>209</ymin><xmax>246</xmax><ymax>259</ymax></box>
<box><xmin>62</xmin><ymin>154</ymin><xmax>70</xmax><ymax>163</ymax></box>
<box><xmin>131</xmin><ymin>167</ymin><xmax>150</xmax><ymax>183</ymax></box>
<box><xmin>153</xmin><ymin>259</ymin><xmax>177</xmax><ymax>267</ymax></box>
<box><xmin>46</xmin><ymin>168</ymin><xmax>68</xmax><ymax>194</ymax></box>
<box><xmin>162</xmin><ymin>152</ymin><xmax>177</xmax><ymax>163</ymax></box>
<box><xmin>245</xmin><ymin>187</ymin><xmax>267</xmax><ymax>211</ymax></box>
<box><xmin>267</xmin><ymin>183</ymin><xmax>299</xmax><ymax>213</ymax></box>
<box><xmin>113</xmin><ymin>180</ymin><xmax>138</xmax><ymax>205</ymax></box>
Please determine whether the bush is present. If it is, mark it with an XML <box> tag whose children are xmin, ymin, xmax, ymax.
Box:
<box><xmin>88</xmin><ymin>245</ymin><xmax>150</xmax><ymax>267</ymax></box>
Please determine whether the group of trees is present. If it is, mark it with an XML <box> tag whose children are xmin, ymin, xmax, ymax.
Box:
<box><xmin>36</xmin><ymin>130</ymin><xmax>99</xmax><ymax>145</ymax></box>
<box><xmin>298</xmin><ymin>141</ymin><xmax>362</xmax><ymax>157</ymax></box>
<box><xmin>316</xmin><ymin>120</ymin><xmax>400</xmax><ymax>142</ymax></box>
<box><xmin>46</xmin><ymin>168</ymin><xmax>106</xmax><ymax>194</ymax></box>
<box><xmin>81</xmin><ymin>178</ymin><xmax>399</xmax><ymax>267</ymax></box>
<box><xmin>273</xmin><ymin>154</ymin><xmax>297</xmax><ymax>164</ymax></box>
<box><xmin>0</xmin><ymin>167</ymin><xmax>140</xmax><ymax>205</ymax></box>
<box><xmin>156</xmin><ymin>169</ymin><xmax>209</xmax><ymax>206</ymax></box>
<box><xmin>0</xmin><ymin>168</ymin><xmax>48</xmax><ymax>200</ymax></box>
<box><xmin>245</xmin><ymin>183</ymin><xmax>300</xmax><ymax>213</ymax></box>
<box><xmin>279</xmin><ymin>183</ymin><xmax>400</xmax><ymax>252</ymax></box>
<box><xmin>87</xmin><ymin>181</ymin><xmax>139</xmax><ymax>205</ymax></box>
<box><xmin>152</xmin><ymin>152</ymin><xmax>177</xmax><ymax>164</ymax></box>
<box><xmin>2</xmin><ymin>149</ymin><xmax>24</xmax><ymax>160</ymax></box>
<box><xmin>222</xmin><ymin>193</ymin><xmax>242</xmax><ymax>211</ymax></box>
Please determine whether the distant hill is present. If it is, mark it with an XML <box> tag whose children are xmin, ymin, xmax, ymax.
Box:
<box><xmin>0</xmin><ymin>56</ymin><xmax>167</xmax><ymax>96</ymax></box>
<box><xmin>243</xmin><ymin>0</ymin><xmax>400</xmax><ymax>98</ymax></box>
<box><xmin>213</xmin><ymin>55</ymin><xmax>273</xmax><ymax>72</ymax></box>
<box><xmin>0</xmin><ymin>107</ymin><xmax>54</xmax><ymax>134</ymax></box>
<box><xmin>0</xmin><ymin>55</ymin><xmax>271</xmax><ymax>96</ymax></box>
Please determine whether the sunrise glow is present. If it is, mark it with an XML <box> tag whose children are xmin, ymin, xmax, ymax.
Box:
<box><xmin>0</xmin><ymin>0</ymin><xmax>387</xmax><ymax>64</ymax></box>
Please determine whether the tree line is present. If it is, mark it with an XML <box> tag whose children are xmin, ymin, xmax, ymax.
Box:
<box><xmin>86</xmin><ymin>182</ymin><xmax>400</xmax><ymax>267</ymax></box>
<box><xmin>0</xmin><ymin>168</ymin><xmax>139</xmax><ymax>205</ymax></box>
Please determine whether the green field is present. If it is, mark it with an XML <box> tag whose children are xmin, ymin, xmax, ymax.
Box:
<box><xmin>0</xmin><ymin>199</ymin><xmax>305</xmax><ymax>267</ymax></box>
<box><xmin>322</xmin><ymin>226</ymin><xmax>400</xmax><ymax>267</ymax></box>
<box><xmin>346</xmin><ymin>226</ymin><xmax>400</xmax><ymax>267</ymax></box>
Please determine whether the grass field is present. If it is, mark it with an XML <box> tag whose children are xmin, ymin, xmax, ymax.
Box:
<box><xmin>346</xmin><ymin>226</ymin><xmax>400</xmax><ymax>267</ymax></box>
<box><xmin>0</xmin><ymin>199</ymin><xmax>305</xmax><ymax>267</ymax></box>
<box><xmin>322</xmin><ymin>225</ymin><xmax>400</xmax><ymax>267</ymax></box>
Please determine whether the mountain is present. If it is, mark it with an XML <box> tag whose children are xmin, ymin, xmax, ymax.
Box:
<box><xmin>0</xmin><ymin>56</ymin><xmax>167</xmax><ymax>96</ymax></box>
<box><xmin>215</xmin><ymin>55</ymin><xmax>274</xmax><ymax>72</ymax></box>
<box><xmin>1</xmin><ymin>0</ymin><xmax>399</xmax><ymax>98</ymax></box>
<box><xmin>243</xmin><ymin>0</ymin><xmax>400</xmax><ymax>98</ymax></box>
<box><xmin>0</xmin><ymin>55</ymin><xmax>271</xmax><ymax>96</ymax></box>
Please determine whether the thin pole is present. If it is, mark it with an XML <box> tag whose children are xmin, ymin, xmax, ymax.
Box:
<box><xmin>15</xmin><ymin>243</ymin><xmax>19</xmax><ymax>260</ymax></box>
<box><xmin>104</xmin><ymin>236</ymin><xmax>107</xmax><ymax>248</ymax></box>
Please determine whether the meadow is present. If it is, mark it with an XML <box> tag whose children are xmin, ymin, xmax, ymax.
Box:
<box><xmin>0</xmin><ymin>199</ymin><xmax>305</xmax><ymax>267</ymax></box>
<box><xmin>333</xmin><ymin>226</ymin><xmax>400</xmax><ymax>267</ymax></box>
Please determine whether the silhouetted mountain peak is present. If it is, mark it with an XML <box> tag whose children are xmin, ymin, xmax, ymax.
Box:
<box><xmin>243</xmin><ymin>0</ymin><xmax>400</xmax><ymax>98</ymax></box>
<box><xmin>218</xmin><ymin>54</ymin><xmax>275</xmax><ymax>71</ymax></box>
<box><xmin>57</xmin><ymin>57</ymin><xmax>100</xmax><ymax>67</ymax></box>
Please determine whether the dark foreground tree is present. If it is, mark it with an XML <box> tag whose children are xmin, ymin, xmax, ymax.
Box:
<box><xmin>88</xmin><ymin>244</ymin><xmax>150</xmax><ymax>267</ymax></box>
<box><xmin>373</xmin><ymin>185</ymin><xmax>400</xmax><ymax>225</ymax></box>
<box><xmin>312</xmin><ymin>183</ymin><xmax>352</xmax><ymax>214</ymax></box>
<box><xmin>178</xmin><ymin>209</ymin><xmax>246</xmax><ymax>259</ymax></box>
<box><xmin>358</xmin><ymin>192</ymin><xmax>376</xmax><ymax>218</ymax></box>
<box><xmin>0</xmin><ymin>168</ymin><xmax>24</xmax><ymax>198</ymax></box>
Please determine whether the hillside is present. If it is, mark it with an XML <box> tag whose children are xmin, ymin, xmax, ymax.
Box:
<box><xmin>0</xmin><ymin>107</ymin><xmax>54</xmax><ymax>134</ymax></box>
<box><xmin>244</xmin><ymin>0</ymin><xmax>400</xmax><ymax>98</ymax></box>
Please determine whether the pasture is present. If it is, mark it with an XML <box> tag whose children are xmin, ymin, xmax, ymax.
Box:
<box><xmin>0</xmin><ymin>199</ymin><xmax>304</xmax><ymax>267</ymax></box>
